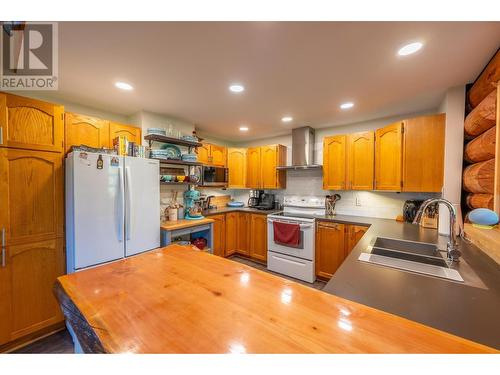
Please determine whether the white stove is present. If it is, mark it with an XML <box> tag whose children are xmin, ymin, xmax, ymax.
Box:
<box><xmin>267</xmin><ymin>196</ymin><xmax>325</xmax><ymax>283</ymax></box>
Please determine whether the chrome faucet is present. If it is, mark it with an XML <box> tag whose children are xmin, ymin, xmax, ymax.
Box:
<box><xmin>413</xmin><ymin>198</ymin><xmax>461</xmax><ymax>262</ymax></box>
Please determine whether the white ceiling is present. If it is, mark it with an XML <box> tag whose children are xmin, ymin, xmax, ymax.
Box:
<box><xmin>46</xmin><ymin>22</ymin><xmax>500</xmax><ymax>140</ymax></box>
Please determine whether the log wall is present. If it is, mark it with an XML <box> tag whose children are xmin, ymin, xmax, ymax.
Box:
<box><xmin>463</xmin><ymin>50</ymin><xmax>499</xmax><ymax>210</ymax></box>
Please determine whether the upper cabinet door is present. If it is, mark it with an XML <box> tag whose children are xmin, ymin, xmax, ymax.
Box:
<box><xmin>64</xmin><ymin>112</ymin><xmax>110</xmax><ymax>153</ymax></box>
<box><xmin>375</xmin><ymin>122</ymin><xmax>403</xmax><ymax>191</ymax></box>
<box><xmin>228</xmin><ymin>148</ymin><xmax>247</xmax><ymax>188</ymax></box>
<box><xmin>197</xmin><ymin>143</ymin><xmax>210</xmax><ymax>164</ymax></box>
<box><xmin>109</xmin><ymin>122</ymin><xmax>142</xmax><ymax>144</ymax></box>
<box><xmin>0</xmin><ymin>93</ymin><xmax>64</xmax><ymax>152</ymax></box>
<box><xmin>403</xmin><ymin>114</ymin><xmax>445</xmax><ymax>192</ymax></box>
<box><xmin>261</xmin><ymin>145</ymin><xmax>278</xmax><ymax>189</ymax></box>
<box><xmin>348</xmin><ymin>131</ymin><xmax>374</xmax><ymax>190</ymax></box>
<box><xmin>0</xmin><ymin>148</ymin><xmax>64</xmax><ymax>246</ymax></box>
<box><xmin>323</xmin><ymin>135</ymin><xmax>346</xmax><ymax>190</ymax></box>
<box><xmin>246</xmin><ymin>147</ymin><xmax>261</xmax><ymax>188</ymax></box>
<box><xmin>210</xmin><ymin>144</ymin><xmax>227</xmax><ymax>167</ymax></box>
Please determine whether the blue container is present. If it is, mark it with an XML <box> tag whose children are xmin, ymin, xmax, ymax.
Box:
<box><xmin>468</xmin><ymin>208</ymin><xmax>499</xmax><ymax>226</ymax></box>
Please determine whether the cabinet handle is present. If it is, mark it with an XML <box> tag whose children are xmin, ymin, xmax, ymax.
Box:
<box><xmin>1</xmin><ymin>227</ymin><xmax>5</xmax><ymax>267</ymax></box>
<box><xmin>0</xmin><ymin>126</ymin><xmax>3</xmax><ymax>145</ymax></box>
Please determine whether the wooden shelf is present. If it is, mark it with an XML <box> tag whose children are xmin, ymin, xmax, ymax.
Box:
<box><xmin>464</xmin><ymin>223</ymin><xmax>500</xmax><ymax>265</ymax></box>
<box><xmin>145</xmin><ymin>134</ymin><xmax>202</xmax><ymax>148</ymax></box>
<box><xmin>160</xmin><ymin>181</ymin><xmax>197</xmax><ymax>186</ymax></box>
<box><xmin>152</xmin><ymin>158</ymin><xmax>202</xmax><ymax>166</ymax></box>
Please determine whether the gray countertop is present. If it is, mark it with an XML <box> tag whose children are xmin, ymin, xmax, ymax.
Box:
<box><xmin>320</xmin><ymin>215</ymin><xmax>500</xmax><ymax>349</ymax></box>
<box><xmin>201</xmin><ymin>208</ymin><xmax>500</xmax><ymax>348</ymax></box>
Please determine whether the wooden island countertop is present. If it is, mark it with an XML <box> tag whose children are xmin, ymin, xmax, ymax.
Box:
<box><xmin>54</xmin><ymin>245</ymin><xmax>497</xmax><ymax>354</ymax></box>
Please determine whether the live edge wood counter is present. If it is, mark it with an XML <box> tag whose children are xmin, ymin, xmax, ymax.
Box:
<box><xmin>53</xmin><ymin>245</ymin><xmax>495</xmax><ymax>354</ymax></box>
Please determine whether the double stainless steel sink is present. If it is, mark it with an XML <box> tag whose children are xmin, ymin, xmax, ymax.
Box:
<box><xmin>358</xmin><ymin>237</ymin><xmax>464</xmax><ymax>282</ymax></box>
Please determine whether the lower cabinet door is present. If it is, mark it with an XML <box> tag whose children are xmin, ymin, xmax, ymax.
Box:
<box><xmin>237</xmin><ymin>212</ymin><xmax>249</xmax><ymax>255</ymax></box>
<box><xmin>345</xmin><ymin>225</ymin><xmax>368</xmax><ymax>256</ymax></box>
<box><xmin>249</xmin><ymin>214</ymin><xmax>267</xmax><ymax>262</ymax></box>
<box><xmin>211</xmin><ymin>214</ymin><xmax>226</xmax><ymax>257</ymax></box>
<box><xmin>315</xmin><ymin>222</ymin><xmax>345</xmax><ymax>279</ymax></box>
<box><xmin>225</xmin><ymin>212</ymin><xmax>238</xmax><ymax>257</ymax></box>
<box><xmin>0</xmin><ymin>238</ymin><xmax>65</xmax><ymax>345</ymax></box>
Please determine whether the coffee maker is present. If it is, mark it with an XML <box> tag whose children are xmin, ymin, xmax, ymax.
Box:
<box><xmin>248</xmin><ymin>190</ymin><xmax>264</xmax><ymax>208</ymax></box>
<box><xmin>256</xmin><ymin>193</ymin><xmax>275</xmax><ymax>210</ymax></box>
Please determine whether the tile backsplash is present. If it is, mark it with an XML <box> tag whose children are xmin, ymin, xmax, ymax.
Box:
<box><xmin>160</xmin><ymin>169</ymin><xmax>440</xmax><ymax>220</ymax></box>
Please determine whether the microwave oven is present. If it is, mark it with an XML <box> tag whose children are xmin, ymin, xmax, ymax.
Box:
<box><xmin>201</xmin><ymin>166</ymin><xmax>228</xmax><ymax>187</ymax></box>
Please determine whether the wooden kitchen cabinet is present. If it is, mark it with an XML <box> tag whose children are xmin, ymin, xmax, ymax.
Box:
<box><xmin>237</xmin><ymin>212</ymin><xmax>250</xmax><ymax>256</ymax></box>
<box><xmin>246</xmin><ymin>145</ymin><xmax>286</xmax><ymax>189</ymax></box>
<box><xmin>0</xmin><ymin>238</ymin><xmax>65</xmax><ymax>345</ymax></box>
<box><xmin>374</xmin><ymin>122</ymin><xmax>403</xmax><ymax>191</ymax></box>
<box><xmin>323</xmin><ymin>135</ymin><xmax>347</xmax><ymax>190</ymax></box>
<box><xmin>211</xmin><ymin>144</ymin><xmax>227</xmax><ymax>167</ymax></box>
<box><xmin>0</xmin><ymin>93</ymin><xmax>64</xmax><ymax>153</ymax></box>
<box><xmin>225</xmin><ymin>212</ymin><xmax>238</xmax><ymax>257</ymax></box>
<box><xmin>227</xmin><ymin>148</ymin><xmax>247</xmax><ymax>188</ymax></box>
<box><xmin>374</xmin><ymin>115</ymin><xmax>445</xmax><ymax>192</ymax></box>
<box><xmin>402</xmin><ymin>114</ymin><xmax>445</xmax><ymax>192</ymax></box>
<box><xmin>197</xmin><ymin>143</ymin><xmax>211</xmax><ymax>164</ymax></box>
<box><xmin>315</xmin><ymin>221</ymin><xmax>346</xmax><ymax>280</ymax></box>
<box><xmin>249</xmin><ymin>214</ymin><xmax>267</xmax><ymax>262</ymax></box>
<box><xmin>348</xmin><ymin>131</ymin><xmax>374</xmax><ymax>190</ymax></box>
<box><xmin>0</xmin><ymin>148</ymin><xmax>64</xmax><ymax>245</ymax></box>
<box><xmin>345</xmin><ymin>225</ymin><xmax>368</xmax><ymax>256</ymax></box>
<box><xmin>198</xmin><ymin>143</ymin><xmax>227</xmax><ymax>167</ymax></box>
<box><xmin>211</xmin><ymin>214</ymin><xmax>226</xmax><ymax>257</ymax></box>
<box><xmin>246</xmin><ymin>147</ymin><xmax>261</xmax><ymax>188</ymax></box>
<box><xmin>109</xmin><ymin>121</ymin><xmax>142</xmax><ymax>144</ymax></box>
<box><xmin>64</xmin><ymin>112</ymin><xmax>110</xmax><ymax>153</ymax></box>
<box><xmin>261</xmin><ymin>145</ymin><xmax>287</xmax><ymax>189</ymax></box>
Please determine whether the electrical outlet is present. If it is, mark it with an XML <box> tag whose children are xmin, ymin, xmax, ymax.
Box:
<box><xmin>355</xmin><ymin>195</ymin><xmax>361</xmax><ymax>206</ymax></box>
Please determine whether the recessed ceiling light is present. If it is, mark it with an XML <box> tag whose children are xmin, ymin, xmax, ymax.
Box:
<box><xmin>229</xmin><ymin>84</ymin><xmax>245</xmax><ymax>93</ymax></box>
<box><xmin>239</xmin><ymin>126</ymin><xmax>249</xmax><ymax>132</ymax></box>
<box><xmin>281</xmin><ymin>116</ymin><xmax>293</xmax><ymax>123</ymax></box>
<box><xmin>340</xmin><ymin>102</ymin><xmax>354</xmax><ymax>110</ymax></box>
<box><xmin>397</xmin><ymin>42</ymin><xmax>423</xmax><ymax>56</ymax></box>
<box><xmin>115</xmin><ymin>81</ymin><xmax>133</xmax><ymax>91</ymax></box>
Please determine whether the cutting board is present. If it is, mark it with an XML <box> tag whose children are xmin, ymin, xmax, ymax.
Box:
<box><xmin>210</xmin><ymin>195</ymin><xmax>232</xmax><ymax>208</ymax></box>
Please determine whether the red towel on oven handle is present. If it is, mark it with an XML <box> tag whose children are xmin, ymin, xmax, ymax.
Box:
<box><xmin>273</xmin><ymin>221</ymin><xmax>300</xmax><ymax>246</ymax></box>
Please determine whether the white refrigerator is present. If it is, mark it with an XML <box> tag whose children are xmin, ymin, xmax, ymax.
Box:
<box><xmin>65</xmin><ymin>151</ymin><xmax>160</xmax><ymax>273</ymax></box>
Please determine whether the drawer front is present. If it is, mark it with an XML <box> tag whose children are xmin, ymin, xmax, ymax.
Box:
<box><xmin>267</xmin><ymin>251</ymin><xmax>315</xmax><ymax>283</ymax></box>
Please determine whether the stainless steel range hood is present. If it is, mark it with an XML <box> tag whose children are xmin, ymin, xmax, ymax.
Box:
<box><xmin>276</xmin><ymin>126</ymin><xmax>322</xmax><ymax>170</ymax></box>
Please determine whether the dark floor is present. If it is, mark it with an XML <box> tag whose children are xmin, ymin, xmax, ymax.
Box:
<box><xmin>12</xmin><ymin>329</ymin><xmax>74</xmax><ymax>354</ymax></box>
<box><xmin>228</xmin><ymin>255</ymin><xmax>327</xmax><ymax>290</ymax></box>
<box><xmin>12</xmin><ymin>255</ymin><xmax>325</xmax><ymax>353</ymax></box>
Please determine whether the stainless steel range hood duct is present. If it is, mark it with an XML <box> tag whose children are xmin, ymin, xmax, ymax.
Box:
<box><xmin>277</xmin><ymin>126</ymin><xmax>322</xmax><ymax>170</ymax></box>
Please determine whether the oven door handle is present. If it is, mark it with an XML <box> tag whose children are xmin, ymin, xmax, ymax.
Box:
<box><xmin>267</xmin><ymin>219</ymin><xmax>313</xmax><ymax>229</ymax></box>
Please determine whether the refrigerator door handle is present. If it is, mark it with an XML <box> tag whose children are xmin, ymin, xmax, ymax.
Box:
<box><xmin>117</xmin><ymin>166</ymin><xmax>124</xmax><ymax>242</ymax></box>
<box><xmin>125</xmin><ymin>166</ymin><xmax>133</xmax><ymax>241</ymax></box>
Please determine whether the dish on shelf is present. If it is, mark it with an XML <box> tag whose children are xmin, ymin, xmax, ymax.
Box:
<box><xmin>154</xmin><ymin>144</ymin><xmax>182</xmax><ymax>160</ymax></box>
<box><xmin>146</xmin><ymin>128</ymin><xmax>167</xmax><ymax>136</ymax></box>
<box><xmin>180</xmin><ymin>135</ymin><xmax>199</xmax><ymax>142</ymax></box>
<box><xmin>176</xmin><ymin>176</ymin><xmax>186</xmax><ymax>182</ymax></box>
<box><xmin>181</xmin><ymin>153</ymin><xmax>198</xmax><ymax>162</ymax></box>
<box><xmin>160</xmin><ymin>175</ymin><xmax>173</xmax><ymax>182</ymax></box>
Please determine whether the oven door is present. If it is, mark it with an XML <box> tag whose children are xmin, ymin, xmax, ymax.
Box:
<box><xmin>267</xmin><ymin>218</ymin><xmax>315</xmax><ymax>261</ymax></box>
<box><xmin>201</xmin><ymin>166</ymin><xmax>228</xmax><ymax>186</ymax></box>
